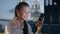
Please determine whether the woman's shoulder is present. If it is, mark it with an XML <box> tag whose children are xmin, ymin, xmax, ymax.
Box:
<box><xmin>26</xmin><ymin>23</ymin><xmax>31</xmax><ymax>28</ymax></box>
<box><xmin>27</xmin><ymin>23</ymin><xmax>32</xmax><ymax>31</ymax></box>
<box><xmin>26</xmin><ymin>23</ymin><xmax>33</xmax><ymax>34</ymax></box>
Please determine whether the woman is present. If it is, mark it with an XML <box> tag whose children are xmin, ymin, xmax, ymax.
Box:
<box><xmin>4</xmin><ymin>2</ymin><xmax>43</xmax><ymax>34</ymax></box>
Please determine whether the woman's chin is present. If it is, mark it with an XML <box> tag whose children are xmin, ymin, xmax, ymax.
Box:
<box><xmin>23</xmin><ymin>18</ymin><xmax>28</xmax><ymax>21</ymax></box>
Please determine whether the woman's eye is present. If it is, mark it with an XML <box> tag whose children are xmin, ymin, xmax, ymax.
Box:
<box><xmin>28</xmin><ymin>11</ymin><xmax>30</xmax><ymax>13</ymax></box>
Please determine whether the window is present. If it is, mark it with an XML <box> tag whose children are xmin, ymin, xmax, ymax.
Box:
<box><xmin>50</xmin><ymin>16</ymin><xmax>52</xmax><ymax>23</ymax></box>
<box><xmin>59</xmin><ymin>16</ymin><xmax>60</xmax><ymax>23</ymax></box>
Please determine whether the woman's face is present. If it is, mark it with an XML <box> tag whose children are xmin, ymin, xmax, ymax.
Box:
<box><xmin>16</xmin><ymin>6</ymin><xmax>30</xmax><ymax>20</ymax></box>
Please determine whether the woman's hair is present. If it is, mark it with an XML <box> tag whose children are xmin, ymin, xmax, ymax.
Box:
<box><xmin>23</xmin><ymin>21</ymin><xmax>28</xmax><ymax>34</ymax></box>
<box><xmin>15</xmin><ymin>2</ymin><xmax>29</xmax><ymax>17</ymax></box>
<box><xmin>15</xmin><ymin>2</ymin><xmax>29</xmax><ymax>34</ymax></box>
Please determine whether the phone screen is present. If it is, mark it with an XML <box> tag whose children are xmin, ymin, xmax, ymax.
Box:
<box><xmin>38</xmin><ymin>13</ymin><xmax>44</xmax><ymax>21</ymax></box>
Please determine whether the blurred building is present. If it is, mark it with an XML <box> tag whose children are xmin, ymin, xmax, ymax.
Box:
<box><xmin>42</xmin><ymin>0</ymin><xmax>60</xmax><ymax>34</ymax></box>
<box><xmin>17</xmin><ymin>0</ymin><xmax>28</xmax><ymax>3</ymax></box>
<box><xmin>44</xmin><ymin>0</ymin><xmax>60</xmax><ymax>24</ymax></box>
<box><xmin>31</xmin><ymin>0</ymin><xmax>41</xmax><ymax>21</ymax></box>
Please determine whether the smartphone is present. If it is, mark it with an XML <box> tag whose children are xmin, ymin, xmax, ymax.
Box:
<box><xmin>35</xmin><ymin>13</ymin><xmax>44</xmax><ymax>27</ymax></box>
<box><xmin>38</xmin><ymin>13</ymin><xmax>44</xmax><ymax>21</ymax></box>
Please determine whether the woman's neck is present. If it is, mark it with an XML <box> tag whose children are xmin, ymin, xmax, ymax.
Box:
<box><xmin>16</xmin><ymin>18</ymin><xmax>24</xmax><ymax>27</ymax></box>
<box><xmin>17</xmin><ymin>18</ymin><xmax>24</xmax><ymax>23</ymax></box>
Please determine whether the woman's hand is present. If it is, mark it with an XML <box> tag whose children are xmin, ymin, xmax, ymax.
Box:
<box><xmin>35</xmin><ymin>21</ymin><xmax>43</xmax><ymax>34</ymax></box>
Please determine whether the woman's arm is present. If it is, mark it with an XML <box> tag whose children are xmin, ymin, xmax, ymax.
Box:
<box><xmin>27</xmin><ymin>21</ymin><xmax>43</xmax><ymax>34</ymax></box>
<box><xmin>4</xmin><ymin>25</ymin><xmax>9</xmax><ymax>34</ymax></box>
<box><xmin>4</xmin><ymin>23</ymin><xmax>11</xmax><ymax>34</ymax></box>
<box><xmin>35</xmin><ymin>21</ymin><xmax>43</xmax><ymax>34</ymax></box>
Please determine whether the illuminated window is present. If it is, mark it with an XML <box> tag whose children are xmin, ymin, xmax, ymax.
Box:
<box><xmin>45</xmin><ymin>0</ymin><xmax>49</xmax><ymax>6</ymax></box>
<box><xmin>49</xmin><ymin>0</ymin><xmax>52</xmax><ymax>5</ymax></box>
<box><xmin>59</xmin><ymin>16</ymin><xmax>60</xmax><ymax>22</ymax></box>
<box><xmin>50</xmin><ymin>16</ymin><xmax>52</xmax><ymax>23</ymax></box>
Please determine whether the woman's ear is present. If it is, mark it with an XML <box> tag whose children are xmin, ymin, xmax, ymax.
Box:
<box><xmin>16</xmin><ymin>9</ymin><xmax>20</xmax><ymax>17</ymax></box>
<box><xmin>16</xmin><ymin>9</ymin><xmax>19</xmax><ymax>14</ymax></box>
<box><xmin>15</xmin><ymin>9</ymin><xmax>19</xmax><ymax>17</ymax></box>
<box><xmin>14</xmin><ymin>17</ymin><xmax>18</xmax><ymax>19</ymax></box>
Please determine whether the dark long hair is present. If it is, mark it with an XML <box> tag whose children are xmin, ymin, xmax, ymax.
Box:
<box><xmin>15</xmin><ymin>2</ymin><xmax>29</xmax><ymax>34</ymax></box>
<box><xmin>23</xmin><ymin>21</ymin><xmax>28</xmax><ymax>34</ymax></box>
